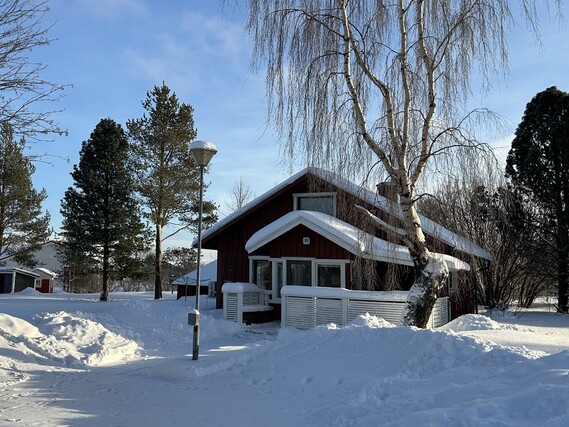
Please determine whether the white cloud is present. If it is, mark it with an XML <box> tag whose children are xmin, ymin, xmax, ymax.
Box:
<box><xmin>180</xmin><ymin>10</ymin><xmax>250</xmax><ymax>65</ymax></box>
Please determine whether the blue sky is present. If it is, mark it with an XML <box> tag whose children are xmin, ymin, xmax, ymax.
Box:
<box><xmin>26</xmin><ymin>0</ymin><xmax>569</xmax><ymax>248</ymax></box>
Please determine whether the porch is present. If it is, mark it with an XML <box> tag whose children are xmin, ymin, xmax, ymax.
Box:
<box><xmin>221</xmin><ymin>282</ymin><xmax>450</xmax><ymax>329</ymax></box>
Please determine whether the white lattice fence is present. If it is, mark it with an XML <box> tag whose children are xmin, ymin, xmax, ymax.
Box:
<box><xmin>281</xmin><ymin>286</ymin><xmax>450</xmax><ymax>329</ymax></box>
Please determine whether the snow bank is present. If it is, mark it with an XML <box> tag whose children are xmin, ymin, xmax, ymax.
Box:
<box><xmin>440</xmin><ymin>314</ymin><xmax>526</xmax><ymax>332</ymax></box>
<box><xmin>1</xmin><ymin>292</ymin><xmax>568</xmax><ymax>426</ymax></box>
<box><xmin>18</xmin><ymin>286</ymin><xmax>42</xmax><ymax>295</ymax></box>
<box><xmin>0</xmin><ymin>312</ymin><xmax>140</xmax><ymax>367</ymax></box>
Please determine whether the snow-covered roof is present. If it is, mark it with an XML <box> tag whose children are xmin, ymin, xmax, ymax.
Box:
<box><xmin>202</xmin><ymin>167</ymin><xmax>491</xmax><ymax>261</ymax></box>
<box><xmin>0</xmin><ymin>267</ymin><xmax>41</xmax><ymax>277</ymax></box>
<box><xmin>172</xmin><ymin>260</ymin><xmax>217</xmax><ymax>286</ymax></box>
<box><xmin>280</xmin><ymin>285</ymin><xmax>410</xmax><ymax>302</ymax></box>
<box><xmin>221</xmin><ymin>282</ymin><xmax>266</xmax><ymax>293</ymax></box>
<box><xmin>245</xmin><ymin>210</ymin><xmax>470</xmax><ymax>271</ymax></box>
<box><xmin>33</xmin><ymin>268</ymin><xmax>57</xmax><ymax>278</ymax></box>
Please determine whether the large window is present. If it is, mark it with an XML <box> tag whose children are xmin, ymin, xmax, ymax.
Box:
<box><xmin>251</xmin><ymin>258</ymin><xmax>271</xmax><ymax>291</ymax></box>
<box><xmin>294</xmin><ymin>192</ymin><xmax>336</xmax><ymax>216</ymax></box>
<box><xmin>274</xmin><ymin>261</ymin><xmax>284</xmax><ymax>298</ymax></box>
<box><xmin>274</xmin><ymin>258</ymin><xmax>348</xmax><ymax>300</ymax></box>
<box><xmin>316</xmin><ymin>263</ymin><xmax>342</xmax><ymax>288</ymax></box>
<box><xmin>252</xmin><ymin>257</ymin><xmax>348</xmax><ymax>300</ymax></box>
<box><xmin>287</xmin><ymin>260</ymin><xmax>312</xmax><ymax>286</ymax></box>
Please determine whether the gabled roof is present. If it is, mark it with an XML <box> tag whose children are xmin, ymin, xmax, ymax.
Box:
<box><xmin>33</xmin><ymin>268</ymin><xmax>57</xmax><ymax>278</ymax></box>
<box><xmin>0</xmin><ymin>267</ymin><xmax>41</xmax><ymax>278</ymax></box>
<box><xmin>245</xmin><ymin>210</ymin><xmax>470</xmax><ymax>271</ymax></box>
<box><xmin>172</xmin><ymin>260</ymin><xmax>217</xmax><ymax>286</ymax></box>
<box><xmin>203</xmin><ymin>167</ymin><xmax>491</xmax><ymax>261</ymax></box>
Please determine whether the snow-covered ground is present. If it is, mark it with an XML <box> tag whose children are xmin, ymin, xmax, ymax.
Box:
<box><xmin>0</xmin><ymin>289</ymin><xmax>568</xmax><ymax>426</ymax></box>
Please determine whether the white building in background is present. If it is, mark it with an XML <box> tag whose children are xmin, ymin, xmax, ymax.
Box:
<box><xmin>1</xmin><ymin>241</ymin><xmax>63</xmax><ymax>290</ymax></box>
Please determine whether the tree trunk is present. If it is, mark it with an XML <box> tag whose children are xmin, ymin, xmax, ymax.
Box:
<box><xmin>555</xmin><ymin>195</ymin><xmax>568</xmax><ymax>313</ymax></box>
<box><xmin>155</xmin><ymin>223</ymin><xmax>163</xmax><ymax>300</ymax></box>
<box><xmin>557</xmin><ymin>229</ymin><xmax>569</xmax><ymax>313</ymax></box>
<box><xmin>101</xmin><ymin>245</ymin><xmax>110</xmax><ymax>301</ymax></box>
<box><xmin>401</xmin><ymin>255</ymin><xmax>448</xmax><ymax>328</ymax></box>
<box><xmin>397</xmin><ymin>184</ymin><xmax>449</xmax><ymax>328</ymax></box>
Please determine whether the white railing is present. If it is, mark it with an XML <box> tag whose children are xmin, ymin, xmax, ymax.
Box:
<box><xmin>222</xmin><ymin>282</ymin><xmax>272</xmax><ymax>324</ymax></box>
<box><xmin>281</xmin><ymin>286</ymin><xmax>449</xmax><ymax>329</ymax></box>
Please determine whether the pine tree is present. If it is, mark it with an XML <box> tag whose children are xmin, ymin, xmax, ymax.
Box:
<box><xmin>0</xmin><ymin>124</ymin><xmax>50</xmax><ymax>266</ymax></box>
<box><xmin>127</xmin><ymin>83</ymin><xmax>216</xmax><ymax>300</ymax></box>
<box><xmin>506</xmin><ymin>86</ymin><xmax>569</xmax><ymax>313</ymax></box>
<box><xmin>60</xmin><ymin>118</ymin><xmax>148</xmax><ymax>300</ymax></box>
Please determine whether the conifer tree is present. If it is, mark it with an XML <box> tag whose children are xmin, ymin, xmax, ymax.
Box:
<box><xmin>506</xmin><ymin>87</ymin><xmax>569</xmax><ymax>313</ymax></box>
<box><xmin>0</xmin><ymin>123</ymin><xmax>50</xmax><ymax>266</ymax></box>
<box><xmin>127</xmin><ymin>84</ymin><xmax>216</xmax><ymax>300</ymax></box>
<box><xmin>60</xmin><ymin>118</ymin><xmax>148</xmax><ymax>301</ymax></box>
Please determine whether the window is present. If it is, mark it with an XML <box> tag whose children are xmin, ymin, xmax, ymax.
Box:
<box><xmin>252</xmin><ymin>259</ymin><xmax>271</xmax><ymax>290</ymax></box>
<box><xmin>286</xmin><ymin>260</ymin><xmax>312</xmax><ymax>286</ymax></box>
<box><xmin>448</xmin><ymin>271</ymin><xmax>458</xmax><ymax>293</ymax></box>
<box><xmin>293</xmin><ymin>192</ymin><xmax>336</xmax><ymax>216</ymax></box>
<box><xmin>265</xmin><ymin>257</ymin><xmax>349</xmax><ymax>300</ymax></box>
<box><xmin>274</xmin><ymin>261</ymin><xmax>284</xmax><ymax>298</ymax></box>
<box><xmin>316</xmin><ymin>263</ymin><xmax>342</xmax><ymax>288</ymax></box>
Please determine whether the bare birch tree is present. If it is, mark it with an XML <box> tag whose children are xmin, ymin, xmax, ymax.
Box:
<box><xmin>245</xmin><ymin>0</ymin><xmax>549</xmax><ymax>327</ymax></box>
<box><xmin>0</xmin><ymin>0</ymin><xmax>66</xmax><ymax>139</ymax></box>
<box><xmin>225</xmin><ymin>176</ymin><xmax>255</xmax><ymax>213</ymax></box>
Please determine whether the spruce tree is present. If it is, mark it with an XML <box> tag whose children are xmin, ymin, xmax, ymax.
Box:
<box><xmin>0</xmin><ymin>124</ymin><xmax>50</xmax><ymax>266</ymax></box>
<box><xmin>60</xmin><ymin>118</ymin><xmax>148</xmax><ymax>300</ymax></box>
<box><xmin>127</xmin><ymin>83</ymin><xmax>216</xmax><ymax>300</ymax></box>
<box><xmin>506</xmin><ymin>86</ymin><xmax>569</xmax><ymax>313</ymax></box>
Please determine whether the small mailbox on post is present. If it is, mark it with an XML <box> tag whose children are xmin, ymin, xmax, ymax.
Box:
<box><xmin>188</xmin><ymin>310</ymin><xmax>199</xmax><ymax>326</ymax></box>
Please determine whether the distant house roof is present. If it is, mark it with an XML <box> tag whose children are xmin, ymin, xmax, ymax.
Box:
<box><xmin>0</xmin><ymin>267</ymin><xmax>41</xmax><ymax>278</ymax></box>
<box><xmin>245</xmin><ymin>210</ymin><xmax>470</xmax><ymax>271</ymax></box>
<box><xmin>172</xmin><ymin>260</ymin><xmax>217</xmax><ymax>286</ymax></box>
<box><xmin>33</xmin><ymin>268</ymin><xmax>57</xmax><ymax>278</ymax></box>
<box><xmin>202</xmin><ymin>167</ymin><xmax>491</xmax><ymax>261</ymax></box>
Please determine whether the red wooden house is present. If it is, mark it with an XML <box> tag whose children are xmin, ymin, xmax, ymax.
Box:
<box><xmin>200</xmin><ymin>168</ymin><xmax>491</xmax><ymax>324</ymax></box>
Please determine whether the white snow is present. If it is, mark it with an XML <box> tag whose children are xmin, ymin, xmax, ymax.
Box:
<box><xmin>281</xmin><ymin>285</ymin><xmax>410</xmax><ymax>301</ymax></box>
<box><xmin>245</xmin><ymin>210</ymin><xmax>471</xmax><ymax>271</ymax></box>
<box><xmin>189</xmin><ymin>140</ymin><xmax>217</xmax><ymax>151</ymax></box>
<box><xmin>0</xmin><ymin>291</ymin><xmax>568</xmax><ymax>426</ymax></box>
<box><xmin>221</xmin><ymin>282</ymin><xmax>265</xmax><ymax>293</ymax></box>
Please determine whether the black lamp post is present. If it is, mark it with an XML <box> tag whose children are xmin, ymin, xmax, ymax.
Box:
<box><xmin>189</xmin><ymin>140</ymin><xmax>217</xmax><ymax>361</ymax></box>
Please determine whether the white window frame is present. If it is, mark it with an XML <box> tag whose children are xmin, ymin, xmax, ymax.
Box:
<box><xmin>269</xmin><ymin>257</ymin><xmax>349</xmax><ymax>301</ymax></box>
<box><xmin>313</xmin><ymin>259</ymin><xmax>348</xmax><ymax>289</ymax></box>
<box><xmin>283</xmin><ymin>257</ymin><xmax>314</xmax><ymax>289</ymax></box>
<box><xmin>271</xmin><ymin>259</ymin><xmax>285</xmax><ymax>301</ymax></box>
<box><xmin>293</xmin><ymin>192</ymin><xmax>337</xmax><ymax>217</ymax></box>
<box><xmin>248</xmin><ymin>256</ymin><xmax>271</xmax><ymax>292</ymax></box>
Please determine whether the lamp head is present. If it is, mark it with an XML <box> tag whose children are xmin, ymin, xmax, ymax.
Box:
<box><xmin>190</xmin><ymin>140</ymin><xmax>217</xmax><ymax>167</ymax></box>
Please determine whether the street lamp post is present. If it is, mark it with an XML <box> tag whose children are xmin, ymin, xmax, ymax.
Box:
<box><xmin>189</xmin><ymin>140</ymin><xmax>217</xmax><ymax>361</ymax></box>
